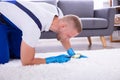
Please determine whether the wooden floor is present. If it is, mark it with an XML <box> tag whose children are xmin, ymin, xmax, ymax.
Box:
<box><xmin>36</xmin><ymin>36</ymin><xmax>120</xmax><ymax>53</ymax></box>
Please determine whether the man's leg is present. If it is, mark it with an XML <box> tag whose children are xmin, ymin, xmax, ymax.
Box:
<box><xmin>8</xmin><ymin>27</ymin><xmax>22</xmax><ymax>59</ymax></box>
<box><xmin>0</xmin><ymin>25</ymin><xmax>9</xmax><ymax>64</ymax></box>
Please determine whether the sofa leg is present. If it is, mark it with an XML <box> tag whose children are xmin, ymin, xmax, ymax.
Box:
<box><xmin>100</xmin><ymin>36</ymin><xmax>106</xmax><ymax>47</ymax></box>
<box><xmin>87</xmin><ymin>37</ymin><xmax>92</xmax><ymax>47</ymax></box>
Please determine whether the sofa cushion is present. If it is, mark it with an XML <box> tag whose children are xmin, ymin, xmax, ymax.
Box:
<box><xmin>58</xmin><ymin>0</ymin><xmax>94</xmax><ymax>17</ymax></box>
<box><xmin>81</xmin><ymin>18</ymin><xmax>108</xmax><ymax>30</ymax></box>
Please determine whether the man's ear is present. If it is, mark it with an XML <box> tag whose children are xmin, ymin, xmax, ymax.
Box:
<box><xmin>59</xmin><ymin>19</ymin><xmax>67</xmax><ymax>31</ymax></box>
<box><xmin>61</xmin><ymin>21</ymin><xmax>67</xmax><ymax>29</ymax></box>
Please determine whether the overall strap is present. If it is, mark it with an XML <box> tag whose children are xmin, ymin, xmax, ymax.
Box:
<box><xmin>56</xmin><ymin>7</ymin><xmax>60</xmax><ymax>16</ymax></box>
<box><xmin>8</xmin><ymin>1</ymin><xmax>42</xmax><ymax>31</ymax></box>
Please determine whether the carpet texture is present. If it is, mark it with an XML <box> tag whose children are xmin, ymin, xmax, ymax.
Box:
<box><xmin>0</xmin><ymin>48</ymin><xmax>120</xmax><ymax>80</ymax></box>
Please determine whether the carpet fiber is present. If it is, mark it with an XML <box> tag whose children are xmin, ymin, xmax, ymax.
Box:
<box><xmin>0</xmin><ymin>48</ymin><xmax>120</xmax><ymax>80</ymax></box>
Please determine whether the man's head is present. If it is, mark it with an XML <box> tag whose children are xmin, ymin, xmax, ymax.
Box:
<box><xmin>56</xmin><ymin>14</ymin><xmax>82</xmax><ymax>41</ymax></box>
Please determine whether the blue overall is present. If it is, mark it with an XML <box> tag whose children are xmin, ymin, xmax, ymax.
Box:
<box><xmin>0</xmin><ymin>1</ymin><xmax>42</xmax><ymax>64</ymax></box>
<box><xmin>0</xmin><ymin>20</ymin><xmax>22</xmax><ymax>64</ymax></box>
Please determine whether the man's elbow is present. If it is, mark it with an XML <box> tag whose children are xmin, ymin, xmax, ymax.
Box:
<box><xmin>21</xmin><ymin>58</ymin><xmax>33</xmax><ymax>66</ymax></box>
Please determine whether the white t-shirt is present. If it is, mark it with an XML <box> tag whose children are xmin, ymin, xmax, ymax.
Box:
<box><xmin>0</xmin><ymin>1</ymin><xmax>63</xmax><ymax>47</ymax></box>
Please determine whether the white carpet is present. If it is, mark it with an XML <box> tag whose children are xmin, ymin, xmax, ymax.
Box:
<box><xmin>0</xmin><ymin>48</ymin><xmax>120</xmax><ymax>80</ymax></box>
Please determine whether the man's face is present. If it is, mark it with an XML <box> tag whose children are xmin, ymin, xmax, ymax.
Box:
<box><xmin>56</xmin><ymin>25</ymin><xmax>79</xmax><ymax>41</ymax></box>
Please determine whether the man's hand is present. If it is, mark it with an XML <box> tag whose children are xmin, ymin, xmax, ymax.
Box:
<box><xmin>46</xmin><ymin>54</ymin><xmax>71</xmax><ymax>64</ymax></box>
<box><xmin>67</xmin><ymin>48</ymin><xmax>75</xmax><ymax>57</ymax></box>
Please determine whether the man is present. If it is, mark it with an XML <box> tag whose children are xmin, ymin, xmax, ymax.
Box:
<box><xmin>0</xmin><ymin>1</ymin><xmax>82</xmax><ymax>65</ymax></box>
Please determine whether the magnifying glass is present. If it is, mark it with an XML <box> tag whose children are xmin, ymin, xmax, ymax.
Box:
<box><xmin>71</xmin><ymin>53</ymin><xmax>88</xmax><ymax>59</ymax></box>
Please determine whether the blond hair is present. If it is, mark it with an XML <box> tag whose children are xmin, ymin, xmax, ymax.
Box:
<box><xmin>61</xmin><ymin>14</ymin><xmax>82</xmax><ymax>33</ymax></box>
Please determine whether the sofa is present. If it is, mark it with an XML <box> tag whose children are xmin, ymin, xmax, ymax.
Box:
<box><xmin>0</xmin><ymin>0</ymin><xmax>115</xmax><ymax>47</ymax></box>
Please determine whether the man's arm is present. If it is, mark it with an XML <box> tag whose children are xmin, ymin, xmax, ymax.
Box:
<box><xmin>21</xmin><ymin>40</ymin><xmax>70</xmax><ymax>65</ymax></box>
<box><xmin>60</xmin><ymin>39</ymin><xmax>71</xmax><ymax>50</ymax></box>
<box><xmin>60</xmin><ymin>39</ymin><xmax>76</xmax><ymax>57</ymax></box>
<box><xmin>21</xmin><ymin>40</ymin><xmax>46</xmax><ymax>65</ymax></box>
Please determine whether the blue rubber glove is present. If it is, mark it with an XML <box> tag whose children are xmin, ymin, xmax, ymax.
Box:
<box><xmin>79</xmin><ymin>54</ymin><xmax>88</xmax><ymax>58</ymax></box>
<box><xmin>67</xmin><ymin>48</ymin><xmax>75</xmax><ymax>57</ymax></box>
<box><xmin>46</xmin><ymin>54</ymin><xmax>71</xmax><ymax>64</ymax></box>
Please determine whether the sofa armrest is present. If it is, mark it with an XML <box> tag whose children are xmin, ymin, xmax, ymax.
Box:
<box><xmin>94</xmin><ymin>8</ymin><xmax>116</xmax><ymax>29</ymax></box>
<box><xmin>94</xmin><ymin>8</ymin><xmax>116</xmax><ymax>36</ymax></box>
<box><xmin>94</xmin><ymin>8</ymin><xmax>115</xmax><ymax>33</ymax></box>
<box><xmin>94</xmin><ymin>8</ymin><xmax>115</xmax><ymax>20</ymax></box>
